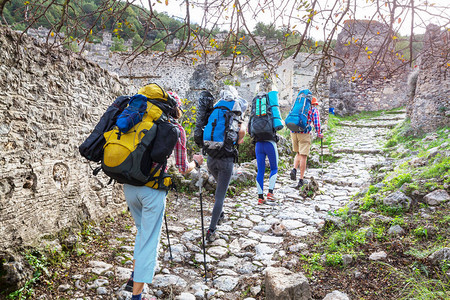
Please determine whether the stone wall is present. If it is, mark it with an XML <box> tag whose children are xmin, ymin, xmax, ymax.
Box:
<box><xmin>330</xmin><ymin>20</ymin><xmax>410</xmax><ymax>115</ymax></box>
<box><xmin>0</xmin><ymin>26</ymin><xmax>132</xmax><ymax>254</ymax></box>
<box><xmin>89</xmin><ymin>52</ymin><xmax>197</xmax><ymax>98</ymax></box>
<box><xmin>408</xmin><ymin>24</ymin><xmax>450</xmax><ymax>133</ymax></box>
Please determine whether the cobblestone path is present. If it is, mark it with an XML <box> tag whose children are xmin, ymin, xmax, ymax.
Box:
<box><xmin>61</xmin><ymin>110</ymin><xmax>407</xmax><ymax>300</ymax></box>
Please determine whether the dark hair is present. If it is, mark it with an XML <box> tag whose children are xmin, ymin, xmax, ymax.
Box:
<box><xmin>170</xmin><ymin>106</ymin><xmax>182</xmax><ymax>119</ymax></box>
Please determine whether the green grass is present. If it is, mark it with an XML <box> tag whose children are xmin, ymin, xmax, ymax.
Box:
<box><xmin>420</xmin><ymin>156</ymin><xmax>450</xmax><ymax>180</ymax></box>
<box><xmin>327</xmin><ymin>229</ymin><xmax>366</xmax><ymax>253</ymax></box>
<box><xmin>385</xmin><ymin>119</ymin><xmax>420</xmax><ymax>149</ymax></box>
<box><xmin>400</xmin><ymin>273</ymin><xmax>450</xmax><ymax>300</ymax></box>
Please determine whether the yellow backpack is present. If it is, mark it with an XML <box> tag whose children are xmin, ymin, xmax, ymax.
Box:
<box><xmin>101</xmin><ymin>84</ymin><xmax>180</xmax><ymax>189</ymax></box>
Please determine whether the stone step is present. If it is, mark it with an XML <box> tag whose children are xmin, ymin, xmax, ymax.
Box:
<box><xmin>371</xmin><ymin>115</ymin><xmax>406</xmax><ymax>121</ymax></box>
<box><xmin>338</xmin><ymin>121</ymin><xmax>398</xmax><ymax>129</ymax></box>
<box><xmin>385</xmin><ymin>109</ymin><xmax>406</xmax><ymax>114</ymax></box>
<box><xmin>333</xmin><ymin>148</ymin><xmax>383</xmax><ymax>154</ymax></box>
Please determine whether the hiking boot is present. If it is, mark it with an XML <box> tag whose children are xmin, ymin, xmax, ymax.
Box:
<box><xmin>217</xmin><ymin>212</ymin><xmax>225</xmax><ymax>225</ymax></box>
<box><xmin>296</xmin><ymin>179</ymin><xmax>304</xmax><ymax>189</ymax></box>
<box><xmin>290</xmin><ymin>168</ymin><xmax>297</xmax><ymax>181</ymax></box>
<box><xmin>206</xmin><ymin>229</ymin><xmax>216</xmax><ymax>243</ymax></box>
<box><xmin>266</xmin><ymin>193</ymin><xmax>277</xmax><ymax>201</ymax></box>
<box><xmin>124</xmin><ymin>277</ymin><xmax>133</xmax><ymax>292</ymax></box>
<box><xmin>258</xmin><ymin>198</ymin><xmax>266</xmax><ymax>205</ymax></box>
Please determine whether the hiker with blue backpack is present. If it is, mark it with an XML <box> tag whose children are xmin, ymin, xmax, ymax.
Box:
<box><xmin>195</xmin><ymin>86</ymin><xmax>247</xmax><ymax>242</ymax></box>
<box><xmin>285</xmin><ymin>89</ymin><xmax>323</xmax><ymax>189</ymax></box>
<box><xmin>248</xmin><ymin>90</ymin><xmax>284</xmax><ymax>204</ymax></box>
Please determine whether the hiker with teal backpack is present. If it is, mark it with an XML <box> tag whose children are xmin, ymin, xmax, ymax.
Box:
<box><xmin>106</xmin><ymin>86</ymin><xmax>203</xmax><ymax>300</ymax></box>
<box><xmin>195</xmin><ymin>86</ymin><xmax>247</xmax><ymax>243</ymax></box>
<box><xmin>248</xmin><ymin>90</ymin><xmax>284</xmax><ymax>204</ymax></box>
<box><xmin>285</xmin><ymin>89</ymin><xmax>324</xmax><ymax>189</ymax></box>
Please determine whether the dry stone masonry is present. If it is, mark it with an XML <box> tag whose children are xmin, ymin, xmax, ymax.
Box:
<box><xmin>408</xmin><ymin>24</ymin><xmax>450</xmax><ymax>133</ymax></box>
<box><xmin>0</xmin><ymin>26</ymin><xmax>132</xmax><ymax>255</ymax></box>
<box><xmin>331</xmin><ymin>20</ymin><xmax>410</xmax><ymax>115</ymax></box>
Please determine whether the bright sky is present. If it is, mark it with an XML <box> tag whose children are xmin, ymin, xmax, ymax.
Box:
<box><xmin>136</xmin><ymin>0</ymin><xmax>449</xmax><ymax>38</ymax></box>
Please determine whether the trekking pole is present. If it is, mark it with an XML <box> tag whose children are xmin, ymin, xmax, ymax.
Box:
<box><xmin>164</xmin><ymin>214</ymin><xmax>173</xmax><ymax>261</ymax></box>
<box><xmin>321</xmin><ymin>137</ymin><xmax>324</xmax><ymax>185</ymax></box>
<box><xmin>196</xmin><ymin>163</ymin><xmax>208</xmax><ymax>282</ymax></box>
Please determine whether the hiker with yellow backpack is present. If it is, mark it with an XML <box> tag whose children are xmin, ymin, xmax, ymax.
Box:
<box><xmin>122</xmin><ymin>90</ymin><xmax>202</xmax><ymax>300</ymax></box>
<box><xmin>81</xmin><ymin>83</ymin><xmax>202</xmax><ymax>300</ymax></box>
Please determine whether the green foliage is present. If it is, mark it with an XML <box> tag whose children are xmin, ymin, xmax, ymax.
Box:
<box><xmin>151</xmin><ymin>40</ymin><xmax>166</xmax><ymax>51</ymax></box>
<box><xmin>394</xmin><ymin>34</ymin><xmax>424</xmax><ymax>63</ymax></box>
<box><xmin>325</xmin><ymin>253</ymin><xmax>343</xmax><ymax>267</ymax></box>
<box><xmin>391</xmin><ymin>173</ymin><xmax>412</xmax><ymax>188</ymax></box>
<box><xmin>180</xmin><ymin>97</ymin><xmax>200</xmax><ymax>156</ymax></box>
<box><xmin>4</xmin><ymin>0</ymin><xmax>186</xmax><ymax>51</ymax></box>
<box><xmin>7</xmin><ymin>250</ymin><xmax>49</xmax><ymax>299</ymax></box>
<box><xmin>326</xmin><ymin>115</ymin><xmax>341</xmax><ymax>132</ymax></box>
<box><xmin>413</xmin><ymin>226</ymin><xmax>428</xmax><ymax>240</ymax></box>
<box><xmin>132</xmin><ymin>34</ymin><xmax>143</xmax><ymax>49</ymax></box>
<box><xmin>223</xmin><ymin>79</ymin><xmax>241</xmax><ymax>86</ymax></box>
<box><xmin>441</xmin><ymin>260</ymin><xmax>450</xmax><ymax>274</ymax></box>
<box><xmin>238</xmin><ymin>135</ymin><xmax>256</xmax><ymax>163</ymax></box>
<box><xmin>0</xmin><ymin>258</ymin><xmax>6</xmax><ymax>278</ymax></box>
<box><xmin>110</xmin><ymin>36</ymin><xmax>127</xmax><ymax>52</ymax></box>
<box><xmin>420</xmin><ymin>156</ymin><xmax>450</xmax><ymax>180</ymax></box>
<box><xmin>391</xmin><ymin>216</ymin><xmax>406</xmax><ymax>227</ymax></box>
<box><xmin>385</xmin><ymin>118</ymin><xmax>422</xmax><ymax>150</ymax></box>
<box><xmin>360</xmin><ymin>193</ymin><xmax>376</xmax><ymax>211</ymax></box>
<box><xmin>378</xmin><ymin>204</ymin><xmax>405</xmax><ymax>217</ymax></box>
<box><xmin>368</xmin><ymin>185</ymin><xmax>380</xmax><ymax>195</ymax></box>
<box><xmin>299</xmin><ymin>253</ymin><xmax>324</xmax><ymax>276</ymax></box>
<box><xmin>373</xmin><ymin>226</ymin><xmax>387</xmax><ymax>241</ymax></box>
<box><xmin>400</xmin><ymin>273</ymin><xmax>449</xmax><ymax>300</ymax></box>
<box><xmin>327</xmin><ymin>229</ymin><xmax>366</xmax><ymax>253</ymax></box>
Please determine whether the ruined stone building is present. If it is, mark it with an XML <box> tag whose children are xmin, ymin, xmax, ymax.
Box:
<box><xmin>330</xmin><ymin>20</ymin><xmax>410</xmax><ymax>115</ymax></box>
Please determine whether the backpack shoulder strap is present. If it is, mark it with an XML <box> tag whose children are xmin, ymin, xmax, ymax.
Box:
<box><xmin>147</xmin><ymin>99</ymin><xmax>174</xmax><ymax>116</ymax></box>
<box><xmin>214</xmin><ymin>105</ymin><xmax>232</xmax><ymax>111</ymax></box>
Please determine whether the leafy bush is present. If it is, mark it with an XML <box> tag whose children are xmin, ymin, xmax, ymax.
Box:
<box><xmin>238</xmin><ymin>135</ymin><xmax>256</xmax><ymax>163</ymax></box>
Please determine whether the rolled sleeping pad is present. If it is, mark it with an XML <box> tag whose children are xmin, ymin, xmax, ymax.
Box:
<box><xmin>267</xmin><ymin>91</ymin><xmax>284</xmax><ymax>131</ymax></box>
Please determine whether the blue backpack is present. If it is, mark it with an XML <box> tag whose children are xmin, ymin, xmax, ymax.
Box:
<box><xmin>203</xmin><ymin>100</ymin><xmax>240</xmax><ymax>152</ymax></box>
<box><xmin>115</xmin><ymin>94</ymin><xmax>148</xmax><ymax>133</ymax></box>
<box><xmin>285</xmin><ymin>89</ymin><xmax>312</xmax><ymax>132</ymax></box>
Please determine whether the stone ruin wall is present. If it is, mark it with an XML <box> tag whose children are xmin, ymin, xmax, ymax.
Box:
<box><xmin>331</xmin><ymin>20</ymin><xmax>410</xmax><ymax>116</ymax></box>
<box><xmin>89</xmin><ymin>53</ymin><xmax>198</xmax><ymax>98</ymax></box>
<box><xmin>408</xmin><ymin>24</ymin><xmax>450</xmax><ymax>133</ymax></box>
<box><xmin>275</xmin><ymin>54</ymin><xmax>329</xmax><ymax>125</ymax></box>
<box><xmin>0</xmin><ymin>26</ymin><xmax>134</xmax><ymax>255</ymax></box>
<box><xmin>235</xmin><ymin>53</ymin><xmax>329</xmax><ymax>126</ymax></box>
